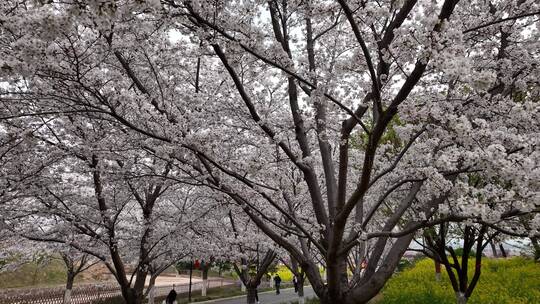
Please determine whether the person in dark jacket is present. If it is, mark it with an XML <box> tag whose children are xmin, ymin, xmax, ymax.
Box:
<box><xmin>165</xmin><ymin>286</ymin><xmax>177</xmax><ymax>304</ymax></box>
<box><xmin>293</xmin><ymin>275</ymin><xmax>298</xmax><ymax>292</ymax></box>
<box><xmin>273</xmin><ymin>274</ymin><xmax>282</xmax><ymax>295</ymax></box>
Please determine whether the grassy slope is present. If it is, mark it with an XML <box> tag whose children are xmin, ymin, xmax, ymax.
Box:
<box><xmin>0</xmin><ymin>257</ymin><xmax>111</xmax><ymax>289</ymax></box>
<box><xmin>0</xmin><ymin>258</ymin><xmax>68</xmax><ymax>289</ymax></box>
<box><xmin>381</xmin><ymin>257</ymin><xmax>540</xmax><ymax>304</ymax></box>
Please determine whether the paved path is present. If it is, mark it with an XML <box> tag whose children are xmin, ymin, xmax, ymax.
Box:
<box><xmin>199</xmin><ymin>286</ymin><xmax>316</xmax><ymax>304</ymax></box>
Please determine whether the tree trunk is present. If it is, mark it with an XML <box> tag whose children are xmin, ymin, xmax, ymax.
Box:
<box><xmin>489</xmin><ymin>241</ymin><xmax>498</xmax><ymax>257</ymax></box>
<box><xmin>147</xmin><ymin>286</ymin><xmax>155</xmax><ymax>304</ymax></box>
<box><xmin>146</xmin><ymin>274</ymin><xmax>158</xmax><ymax>304</ymax></box>
<box><xmin>319</xmin><ymin>296</ymin><xmax>347</xmax><ymax>304</ymax></box>
<box><xmin>456</xmin><ymin>292</ymin><xmax>468</xmax><ymax>304</ymax></box>
<box><xmin>202</xmin><ymin>266</ymin><xmax>209</xmax><ymax>296</ymax></box>
<box><xmin>530</xmin><ymin>237</ymin><xmax>540</xmax><ymax>261</ymax></box>
<box><xmin>326</xmin><ymin>255</ymin><xmax>349</xmax><ymax>302</ymax></box>
<box><xmin>297</xmin><ymin>275</ymin><xmax>305</xmax><ymax>304</ymax></box>
<box><xmin>435</xmin><ymin>261</ymin><xmax>442</xmax><ymax>282</ymax></box>
<box><xmin>202</xmin><ymin>278</ymin><xmax>208</xmax><ymax>296</ymax></box>
<box><xmin>63</xmin><ymin>272</ymin><xmax>75</xmax><ymax>304</ymax></box>
<box><xmin>121</xmin><ymin>286</ymin><xmax>145</xmax><ymax>304</ymax></box>
<box><xmin>246</xmin><ymin>287</ymin><xmax>258</xmax><ymax>304</ymax></box>
<box><xmin>240</xmin><ymin>280</ymin><xmax>246</xmax><ymax>292</ymax></box>
<box><xmin>499</xmin><ymin>243</ymin><xmax>507</xmax><ymax>258</ymax></box>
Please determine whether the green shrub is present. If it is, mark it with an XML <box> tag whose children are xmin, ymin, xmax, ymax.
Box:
<box><xmin>453</xmin><ymin>248</ymin><xmax>477</xmax><ymax>257</ymax></box>
<box><xmin>396</xmin><ymin>259</ymin><xmax>413</xmax><ymax>272</ymax></box>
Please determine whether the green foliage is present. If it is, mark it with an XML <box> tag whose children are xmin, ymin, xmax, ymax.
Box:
<box><xmin>0</xmin><ymin>257</ymin><xmax>67</xmax><ymax>288</ymax></box>
<box><xmin>175</xmin><ymin>261</ymin><xmax>193</xmax><ymax>272</ymax></box>
<box><xmin>215</xmin><ymin>261</ymin><xmax>232</xmax><ymax>272</ymax></box>
<box><xmin>350</xmin><ymin>115</ymin><xmax>403</xmax><ymax>151</ymax></box>
<box><xmin>452</xmin><ymin>247</ymin><xmax>478</xmax><ymax>257</ymax></box>
<box><xmin>396</xmin><ymin>259</ymin><xmax>413</xmax><ymax>272</ymax></box>
<box><xmin>381</xmin><ymin>258</ymin><xmax>540</xmax><ymax>304</ymax></box>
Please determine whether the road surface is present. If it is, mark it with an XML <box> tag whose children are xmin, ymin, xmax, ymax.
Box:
<box><xmin>200</xmin><ymin>286</ymin><xmax>316</xmax><ymax>304</ymax></box>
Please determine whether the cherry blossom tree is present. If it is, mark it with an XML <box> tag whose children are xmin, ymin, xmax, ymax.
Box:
<box><xmin>1</xmin><ymin>1</ymin><xmax>539</xmax><ymax>304</ymax></box>
<box><xmin>58</xmin><ymin>248</ymin><xmax>100</xmax><ymax>304</ymax></box>
<box><xmin>0</xmin><ymin>113</ymin><xmax>208</xmax><ymax>304</ymax></box>
<box><xmin>226</xmin><ymin>208</ymin><xmax>277</xmax><ymax>304</ymax></box>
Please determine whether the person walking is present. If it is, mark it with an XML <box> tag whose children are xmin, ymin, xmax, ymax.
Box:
<box><xmin>164</xmin><ymin>285</ymin><xmax>177</xmax><ymax>304</ymax></box>
<box><xmin>293</xmin><ymin>275</ymin><xmax>298</xmax><ymax>293</ymax></box>
<box><xmin>273</xmin><ymin>274</ymin><xmax>282</xmax><ymax>295</ymax></box>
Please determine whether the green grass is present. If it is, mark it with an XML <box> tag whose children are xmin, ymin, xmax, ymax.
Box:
<box><xmin>381</xmin><ymin>257</ymin><xmax>540</xmax><ymax>304</ymax></box>
<box><xmin>0</xmin><ymin>258</ymin><xmax>69</xmax><ymax>288</ymax></box>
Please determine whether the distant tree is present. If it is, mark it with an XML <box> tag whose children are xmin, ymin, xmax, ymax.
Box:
<box><xmin>58</xmin><ymin>249</ymin><xmax>99</xmax><ymax>304</ymax></box>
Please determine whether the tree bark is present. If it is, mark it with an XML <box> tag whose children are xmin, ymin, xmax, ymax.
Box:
<box><xmin>202</xmin><ymin>278</ymin><xmax>208</xmax><ymax>296</ymax></box>
<box><xmin>246</xmin><ymin>287</ymin><xmax>258</xmax><ymax>304</ymax></box>
<box><xmin>499</xmin><ymin>243</ymin><xmax>507</xmax><ymax>258</ymax></box>
<box><xmin>240</xmin><ymin>280</ymin><xmax>246</xmax><ymax>292</ymax></box>
<box><xmin>121</xmin><ymin>287</ymin><xmax>145</xmax><ymax>304</ymax></box>
<box><xmin>531</xmin><ymin>237</ymin><xmax>540</xmax><ymax>261</ymax></box>
<box><xmin>63</xmin><ymin>272</ymin><xmax>74</xmax><ymax>304</ymax></box>
<box><xmin>202</xmin><ymin>262</ymin><xmax>210</xmax><ymax>296</ymax></box>
<box><xmin>489</xmin><ymin>241</ymin><xmax>498</xmax><ymax>257</ymax></box>
<box><xmin>147</xmin><ymin>286</ymin><xmax>155</xmax><ymax>304</ymax></box>
<box><xmin>456</xmin><ymin>292</ymin><xmax>468</xmax><ymax>304</ymax></box>
<box><xmin>297</xmin><ymin>275</ymin><xmax>305</xmax><ymax>304</ymax></box>
<box><xmin>435</xmin><ymin>261</ymin><xmax>442</xmax><ymax>282</ymax></box>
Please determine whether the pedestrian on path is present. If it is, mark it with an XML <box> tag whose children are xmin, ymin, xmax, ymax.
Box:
<box><xmin>164</xmin><ymin>285</ymin><xmax>177</xmax><ymax>304</ymax></box>
<box><xmin>273</xmin><ymin>274</ymin><xmax>282</xmax><ymax>295</ymax></box>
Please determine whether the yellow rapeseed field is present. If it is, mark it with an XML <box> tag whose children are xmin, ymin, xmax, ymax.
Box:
<box><xmin>381</xmin><ymin>257</ymin><xmax>540</xmax><ymax>304</ymax></box>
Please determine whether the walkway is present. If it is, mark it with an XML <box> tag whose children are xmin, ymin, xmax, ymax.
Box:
<box><xmin>199</xmin><ymin>286</ymin><xmax>316</xmax><ymax>304</ymax></box>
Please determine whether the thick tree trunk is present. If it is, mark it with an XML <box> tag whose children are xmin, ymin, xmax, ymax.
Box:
<box><xmin>121</xmin><ymin>286</ymin><xmax>145</xmax><ymax>304</ymax></box>
<box><xmin>456</xmin><ymin>292</ymin><xmax>468</xmax><ymax>304</ymax></box>
<box><xmin>320</xmin><ymin>296</ymin><xmax>347</xmax><ymax>304</ymax></box>
<box><xmin>297</xmin><ymin>275</ymin><xmax>305</xmax><ymax>304</ymax></box>
<box><xmin>326</xmin><ymin>255</ymin><xmax>349</xmax><ymax>301</ymax></box>
<box><xmin>246</xmin><ymin>287</ymin><xmax>258</xmax><ymax>304</ymax></box>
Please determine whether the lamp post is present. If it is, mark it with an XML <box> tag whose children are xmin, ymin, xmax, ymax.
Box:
<box><xmin>188</xmin><ymin>260</ymin><xmax>193</xmax><ymax>302</ymax></box>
